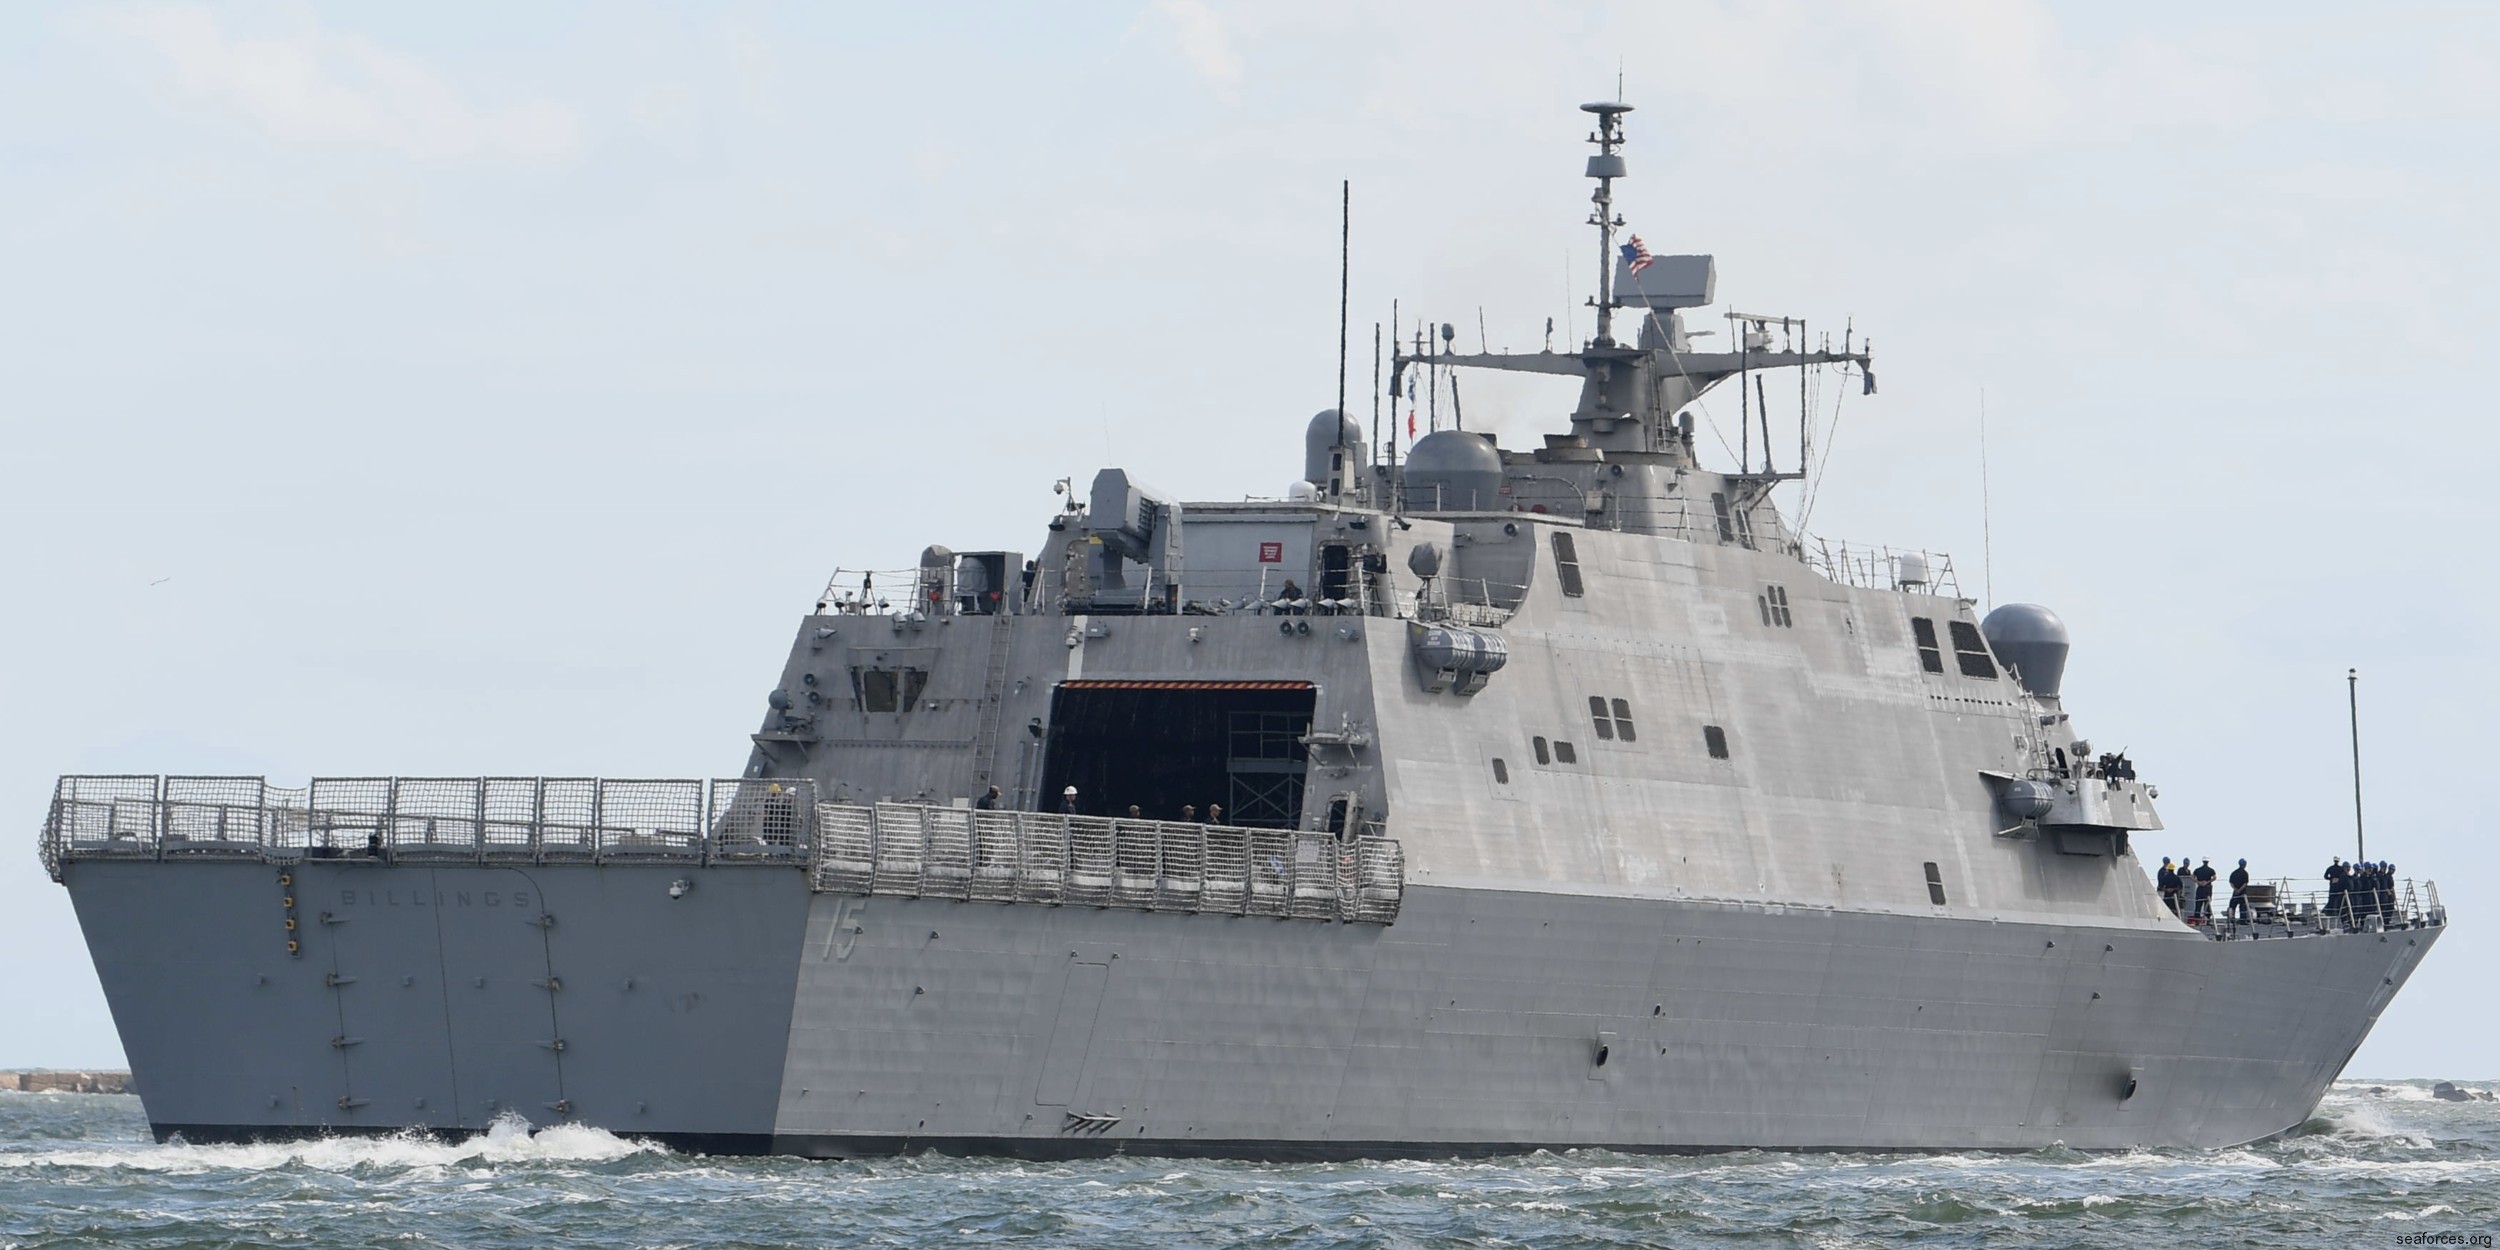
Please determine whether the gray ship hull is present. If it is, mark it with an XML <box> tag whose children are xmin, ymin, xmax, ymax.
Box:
<box><xmin>65</xmin><ymin>858</ymin><xmax>2436</xmax><ymax>1157</ymax></box>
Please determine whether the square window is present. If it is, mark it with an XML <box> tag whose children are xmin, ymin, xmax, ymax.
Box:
<box><xmin>855</xmin><ymin>667</ymin><xmax>900</xmax><ymax>713</ymax></box>
<box><xmin>1910</xmin><ymin>617</ymin><xmax>1946</xmax><ymax>674</ymax></box>
<box><xmin>1703</xmin><ymin>725</ymin><xmax>1729</xmax><ymax>760</ymax></box>
<box><xmin>1923</xmin><ymin>861</ymin><xmax>1948</xmax><ymax>906</ymax></box>
<box><xmin>1947</xmin><ymin>620</ymin><xmax>2000</xmax><ymax>680</ymax></box>
<box><xmin>1610</xmin><ymin>698</ymin><xmax>1636</xmax><ymax>744</ymax></box>
<box><xmin>1491</xmin><ymin>758</ymin><xmax>1509</xmax><ymax>785</ymax></box>
<box><xmin>1589</xmin><ymin>695</ymin><xmax>1614</xmax><ymax>740</ymax></box>
<box><xmin>1532</xmin><ymin>736</ymin><xmax>1550</xmax><ymax>766</ymax></box>
<box><xmin>1554</xmin><ymin>741</ymin><xmax>1577</xmax><ymax>764</ymax></box>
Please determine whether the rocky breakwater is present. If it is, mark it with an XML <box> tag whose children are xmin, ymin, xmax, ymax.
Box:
<box><xmin>3</xmin><ymin>1070</ymin><xmax>132</xmax><ymax>1094</ymax></box>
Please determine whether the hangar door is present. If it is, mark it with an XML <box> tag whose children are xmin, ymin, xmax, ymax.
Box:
<box><xmin>1039</xmin><ymin>680</ymin><xmax>1312</xmax><ymax>827</ymax></box>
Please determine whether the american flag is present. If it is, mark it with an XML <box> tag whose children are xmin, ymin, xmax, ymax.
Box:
<box><xmin>1620</xmin><ymin>234</ymin><xmax>1653</xmax><ymax>277</ymax></box>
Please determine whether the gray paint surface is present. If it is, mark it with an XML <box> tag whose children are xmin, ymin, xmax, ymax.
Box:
<box><xmin>45</xmin><ymin>101</ymin><xmax>2451</xmax><ymax>1157</ymax></box>
<box><xmin>69</xmin><ymin>859</ymin><xmax>809</xmax><ymax>1141</ymax></box>
<box><xmin>770</xmin><ymin>885</ymin><xmax>2431</xmax><ymax>1153</ymax></box>
<box><xmin>69</xmin><ymin>864</ymin><xmax>2432</xmax><ymax>1153</ymax></box>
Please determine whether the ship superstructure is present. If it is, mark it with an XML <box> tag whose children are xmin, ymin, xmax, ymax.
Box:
<box><xmin>41</xmin><ymin>102</ymin><xmax>2444</xmax><ymax>1158</ymax></box>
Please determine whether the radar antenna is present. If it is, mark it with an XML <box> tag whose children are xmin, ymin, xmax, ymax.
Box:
<box><xmin>1391</xmin><ymin>100</ymin><xmax>1872</xmax><ymax>461</ymax></box>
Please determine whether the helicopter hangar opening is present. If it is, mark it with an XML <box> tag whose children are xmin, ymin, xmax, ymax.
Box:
<box><xmin>1040</xmin><ymin>680</ymin><xmax>1313</xmax><ymax>828</ymax></box>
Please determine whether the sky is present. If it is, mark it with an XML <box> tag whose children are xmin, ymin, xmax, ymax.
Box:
<box><xmin>2</xmin><ymin>1</ymin><xmax>2494</xmax><ymax>1078</ymax></box>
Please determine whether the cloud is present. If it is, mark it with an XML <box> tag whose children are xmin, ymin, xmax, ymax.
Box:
<box><xmin>1149</xmin><ymin>0</ymin><xmax>1244</xmax><ymax>97</ymax></box>
<box><xmin>105</xmin><ymin>6</ymin><xmax>579</xmax><ymax>159</ymax></box>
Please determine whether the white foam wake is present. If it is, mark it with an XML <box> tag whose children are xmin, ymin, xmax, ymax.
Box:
<box><xmin>0</xmin><ymin>1112</ymin><xmax>657</xmax><ymax>1173</ymax></box>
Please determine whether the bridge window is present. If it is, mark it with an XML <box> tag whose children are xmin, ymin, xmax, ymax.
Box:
<box><xmin>1759</xmin><ymin>585</ymin><xmax>1792</xmax><ymax>628</ymax></box>
<box><xmin>1924</xmin><ymin>861</ymin><xmax>1948</xmax><ymax>906</ymax></box>
<box><xmin>1703</xmin><ymin>725</ymin><xmax>1729</xmax><ymax>760</ymax></box>
<box><xmin>1909</xmin><ymin>618</ymin><xmax>1946</xmax><ymax>674</ymax></box>
<box><xmin>1590</xmin><ymin>696</ymin><xmax>1636</xmax><ymax>742</ymax></box>
<box><xmin>1948</xmin><ymin>620</ymin><xmax>2000</xmax><ymax>679</ymax></box>
<box><xmin>1711</xmin><ymin>492</ymin><xmax>1734</xmax><ymax>543</ymax></box>
<box><xmin>851</xmin><ymin>667</ymin><xmax>930</xmax><ymax>713</ymax></box>
<box><xmin>1552</xmin><ymin>531</ymin><xmax>1585</xmax><ymax>598</ymax></box>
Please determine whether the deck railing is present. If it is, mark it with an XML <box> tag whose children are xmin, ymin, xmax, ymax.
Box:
<box><xmin>2180</xmin><ymin>876</ymin><xmax>2446</xmax><ymax>939</ymax></box>
<box><xmin>811</xmin><ymin>802</ymin><xmax>1405</xmax><ymax>924</ymax></box>
<box><xmin>38</xmin><ymin>778</ymin><xmax>1407</xmax><ymax>925</ymax></box>
<box><xmin>1801</xmin><ymin>537</ymin><xmax>1964</xmax><ymax>599</ymax></box>
<box><xmin>38</xmin><ymin>775</ymin><xmax>814</xmax><ymax>876</ymax></box>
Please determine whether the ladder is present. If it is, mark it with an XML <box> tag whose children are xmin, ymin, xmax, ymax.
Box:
<box><xmin>969</xmin><ymin>615</ymin><xmax>1016</xmax><ymax>787</ymax></box>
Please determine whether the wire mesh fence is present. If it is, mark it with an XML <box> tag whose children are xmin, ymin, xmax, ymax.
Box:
<box><xmin>805</xmin><ymin>801</ymin><xmax>1404</xmax><ymax>925</ymax></box>
<box><xmin>45</xmin><ymin>778</ymin><xmax>1406</xmax><ymax>923</ymax></box>
<box><xmin>40</xmin><ymin>776</ymin><xmax>815</xmax><ymax>877</ymax></box>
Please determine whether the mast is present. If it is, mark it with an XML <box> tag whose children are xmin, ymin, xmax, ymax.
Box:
<box><xmin>1393</xmin><ymin>99</ymin><xmax>1871</xmax><ymax>459</ymax></box>
<box><xmin>1335</xmin><ymin>179</ymin><xmax>1350</xmax><ymax>495</ymax></box>
<box><xmin>1582</xmin><ymin>101</ymin><xmax>1631</xmax><ymax>347</ymax></box>
<box><xmin>2349</xmin><ymin>667</ymin><xmax>2367</xmax><ymax>862</ymax></box>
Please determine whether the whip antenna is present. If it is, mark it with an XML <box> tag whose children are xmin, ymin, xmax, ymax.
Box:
<box><xmin>2349</xmin><ymin>668</ymin><xmax>2367</xmax><ymax>862</ymax></box>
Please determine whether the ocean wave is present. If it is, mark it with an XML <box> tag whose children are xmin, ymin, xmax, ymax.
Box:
<box><xmin>0</xmin><ymin>1112</ymin><xmax>656</xmax><ymax>1173</ymax></box>
<box><xmin>2329</xmin><ymin>1078</ymin><xmax>2500</xmax><ymax>1103</ymax></box>
<box><xmin>2333</xmin><ymin>1082</ymin><xmax>2443</xmax><ymax>1103</ymax></box>
<box><xmin>2288</xmin><ymin>1100</ymin><xmax>2436</xmax><ymax>1149</ymax></box>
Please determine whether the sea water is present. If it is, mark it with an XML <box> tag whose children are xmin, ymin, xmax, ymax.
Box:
<box><xmin>3</xmin><ymin>1080</ymin><xmax>2493</xmax><ymax>1249</ymax></box>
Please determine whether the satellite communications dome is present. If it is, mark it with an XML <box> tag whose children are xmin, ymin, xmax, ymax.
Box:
<box><xmin>1981</xmin><ymin>603</ymin><xmax>2070</xmax><ymax>699</ymax></box>
<box><xmin>1403</xmin><ymin>430</ymin><xmax>1503</xmax><ymax>512</ymax></box>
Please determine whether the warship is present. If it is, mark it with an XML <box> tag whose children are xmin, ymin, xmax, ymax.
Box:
<box><xmin>41</xmin><ymin>102</ymin><xmax>2445</xmax><ymax>1159</ymax></box>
